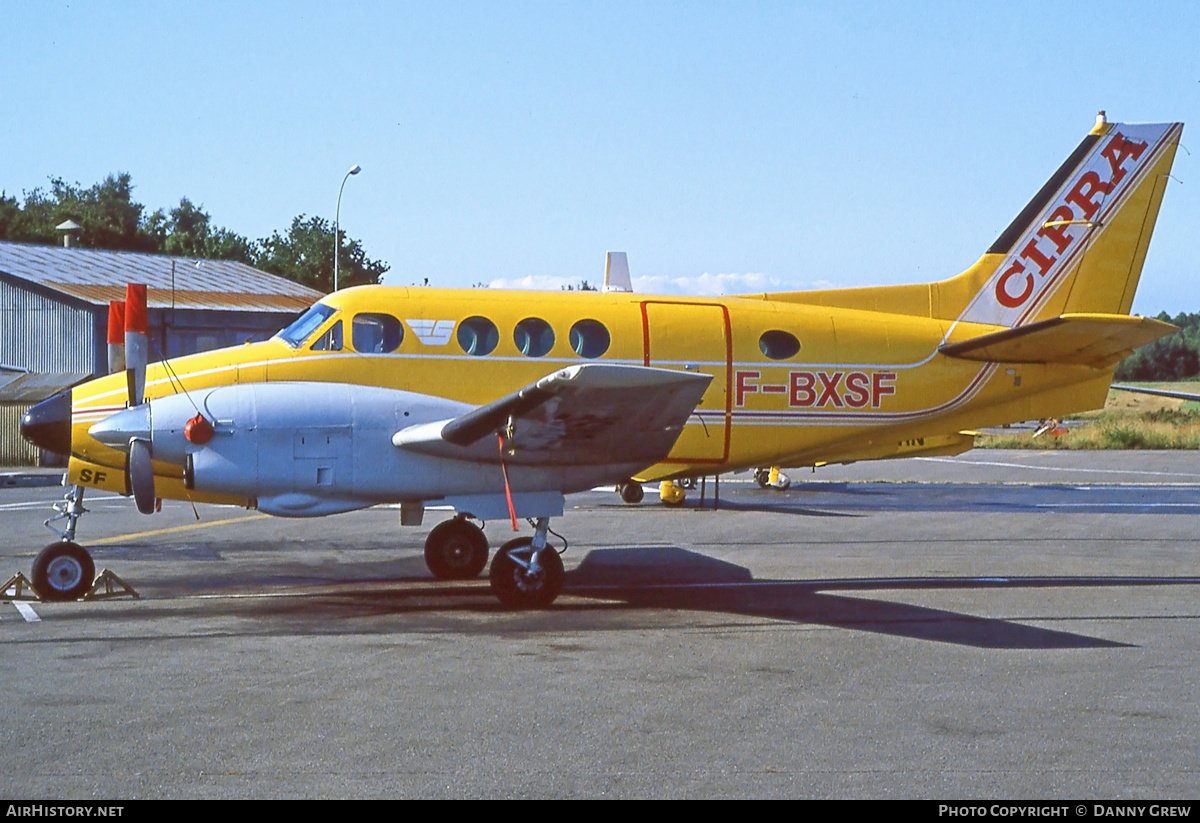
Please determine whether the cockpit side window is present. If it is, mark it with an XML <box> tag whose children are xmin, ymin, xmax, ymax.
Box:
<box><xmin>278</xmin><ymin>303</ymin><xmax>336</xmax><ymax>348</ymax></box>
<box><xmin>352</xmin><ymin>313</ymin><xmax>403</xmax><ymax>353</ymax></box>
<box><xmin>311</xmin><ymin>320</ymin><xmax>343</xmax><ymax>351</ymax></box>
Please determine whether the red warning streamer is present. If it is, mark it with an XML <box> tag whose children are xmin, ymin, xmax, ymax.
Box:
<box><xmin>498</xmin><ymin>433</ymin><xmax>518</xmax><ymax>532</ymax></box>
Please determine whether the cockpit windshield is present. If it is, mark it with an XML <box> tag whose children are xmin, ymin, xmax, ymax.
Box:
<box><xmin>277</xmin><ymin>303</ymin><xmax>337</xmax><ymax>348</ymax></box>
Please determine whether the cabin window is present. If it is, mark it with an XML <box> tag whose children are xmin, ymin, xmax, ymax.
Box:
<box><xmin>759</xmin><ymin>330</ymin><xmax>801</xmax><ymax>360</ymax></box>
<box><xmin>278</xmin><ymin>303</ymin><xmax>336</xmax><ymax>348</ymax></box>
<box><xmin>353</xmin><ymin>313</ymin><xmax>403</xmax><ymax>353</ymax></box>
<box><xmin>514</xmin><ymin>317</ymin><xmax>555</xmax><ymax>357</ymax></box>
<box><xmin>458</xmin><ymin>316</ymin><xmax>499</xmax><ymax>356</ymax></box>
<box><xmin>311</xmin><ymin>320</ymin><xmax>343</xmax><ymax>351</ymax></box>
<box><xmin>570</xmin><ymin>319</ymin><xmax>610</xmax><ymax>359</ymax></box>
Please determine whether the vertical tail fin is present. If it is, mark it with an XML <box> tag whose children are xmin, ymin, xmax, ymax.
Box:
<box><xmin>955</xmin><ymin>116</ymin><xmax>1183</xmax><ymax>328</ymax></box>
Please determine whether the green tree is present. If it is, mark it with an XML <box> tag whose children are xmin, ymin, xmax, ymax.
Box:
<box><xmin>143</xmin><ymin>197</ymin><xmax>255</xmax><ymax>264</ymax></box>
<box><xmin>254</xmin><ymin>215</ymin><xmax>387</xmax><ymax>293</ymax></box>
<box><xmin>1114</xmin><ymin>311</ymin><xmax>1200</xmax><ymax>381</ymax></box>
<box><xmin>0</xmin><ymin>173</ymin><xmax>156</xmax><ymax>250</ymax></box>
<box><xmin>1</xmin><ymin>172</ymin><xmax>390</xmax><ymax>293</ymax></box>
<box><xmin>0</xmin><ymin>192</ymin><xmax>23</xmax><ymax>240</ymax></box>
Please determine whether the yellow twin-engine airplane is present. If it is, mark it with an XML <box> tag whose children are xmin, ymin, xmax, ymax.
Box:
<box><xmin>21</xmin><ymin>114</ymin><xmax>1184</xmax><ymax>608</ymax></box>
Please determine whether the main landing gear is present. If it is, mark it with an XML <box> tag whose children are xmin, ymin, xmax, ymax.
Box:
<box><xmin>424</xmin><ymin>514</ymin><xmax>566</xmax><ymax>608</ymax></box>
<box><xmin>33</xmin><ymin>483</ymin><xmax>97</xmax><ymax>601</ymax></box>
<box><xmin>423</xmin><ymin>515</ymin><xmax>490</xmax><ymax>580</ymax></box>
<box><xmin>488</xmin><ymin>517</ymin><xmax>563</xmax><ymax>609</ymax></box>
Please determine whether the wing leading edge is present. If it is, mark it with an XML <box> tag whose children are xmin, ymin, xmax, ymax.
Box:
<box><xmin>392</xmin><ymin>363</ymin><xmax>713</xmax><ymax>466</ymax></box>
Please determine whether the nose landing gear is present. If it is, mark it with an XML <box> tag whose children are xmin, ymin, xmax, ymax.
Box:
<box><xmin>31</xmin><ymin>541</ymin><xmax>95</xmax><ymax>602</ymax></box>
<box><xmin>32</xmin><ymin>483</ymin><xmax>98</xmax><ymax>601</ymax></box>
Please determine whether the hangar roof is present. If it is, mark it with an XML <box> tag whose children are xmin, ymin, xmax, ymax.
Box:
<box><xmin>0</xmin><ymin>240</ymin><xmax>323</xmax><ymax>313</ymax></box>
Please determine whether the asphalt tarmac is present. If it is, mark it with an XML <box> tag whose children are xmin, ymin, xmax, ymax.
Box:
<box><xmin>2</xmin><ymin>450</ymin><xmax>1199</xmax><ymax>798</ymax></box>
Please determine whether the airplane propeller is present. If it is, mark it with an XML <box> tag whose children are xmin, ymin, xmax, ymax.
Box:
<box><xmin>124</xmin><ymin>283</ymin><xmax>148</xmax><ymax>406</ymax></box>
<box><xmin>128</xmin><ymin>438</ymin><xmax>156</xmax><ymax>514</ymax></box>
<box><xmin>121</xmin><ymin>284</ymin><xmax>156</xmax><ymax>513</ymax></box>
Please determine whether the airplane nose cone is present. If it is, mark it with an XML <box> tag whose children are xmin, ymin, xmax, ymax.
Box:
<box><xmin>21</xmin><ymin>390</ymin><xmax>73</xmax><ymax>456</ymax></box>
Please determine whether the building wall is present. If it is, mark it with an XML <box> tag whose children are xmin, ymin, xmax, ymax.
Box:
<box><xmin>0</xmin><ymin>404</ymin><xmax>38</xmax><ymax>466</ymax></box>
<box><xmin>0</xmin><ymin>279</ymin><xmax>96</xmax><ymax>374</ymax></box>
<box><xmin>1</xmin><ymin>276</ymin><xmax>305</xmax><ymax>466</ymax></box>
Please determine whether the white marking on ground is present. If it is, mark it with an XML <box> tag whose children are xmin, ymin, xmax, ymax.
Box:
<box><xmin>11</xmin><ymin>601</ymin><xmax>40</xmax><ymax>622</ymax></box>
<box><xmin>917</xmin><ymin>457</ymin><xmax>1200</xmax><ymax>478</ymax></box>
<box><xmin>1034</xmin><ymin>502</ymin><xmax>1200</xmax><ymax>508</ymax></box>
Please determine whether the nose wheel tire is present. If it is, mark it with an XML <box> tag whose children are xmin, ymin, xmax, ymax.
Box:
<box><xmin>489</xmin><ymin>537</ymin><xmax>564</xmax><ymax>609</ymax></box>
<box><xmin>424</xmin><ymin>519</ymin><xmax>490</xmax><ymax>580</ymax></box>
<box><xmin>32</xmin><ymin>541</ymin><xmax>95</xmax><ymax>602</ymax></box>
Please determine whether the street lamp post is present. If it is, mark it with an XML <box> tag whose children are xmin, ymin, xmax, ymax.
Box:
<box><xmin>334</xmin><ymin>164</ymin><xmax>362</xmax><ymax>291</ymax></box>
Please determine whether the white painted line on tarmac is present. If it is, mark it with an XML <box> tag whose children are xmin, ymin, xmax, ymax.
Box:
<box><xmin>916</xmin><ymin>457</ymin><xmax>1200</xmax><ymax>478</ymax></box>
<box><xmin>1034</xmin><ymin>502</ymin><xmax>1200</xmax><ymax>508</ymax></box>
<box><xmin>0</xmin><ymin>494</ymin><xmax>127</xmax><ymax>512</ymax></box>
<box><xmin>11</xmin><ymin>601</ymin><xmax>40</xmax><ymax>622</ymax></box>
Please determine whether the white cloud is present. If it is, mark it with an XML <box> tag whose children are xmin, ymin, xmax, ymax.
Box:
<box><xmin>485</xmin><ymin>274</ymin><xmax>577</xmax><ymax>291</ymax></box>
<box><xmin>632</xmin><ymin>272</ymin><xmax>779</xmax><ymax>296</ymax></box>
<box><xmin>486</xmin><ymin>271</ymin><xmax>826</xmax><ymax>296</ymax></box>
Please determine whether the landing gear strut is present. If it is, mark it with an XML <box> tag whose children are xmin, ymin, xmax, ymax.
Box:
<box><xmin>488</xmin><ymin>516</ymin><xmax>564</xmax><ymax>608</ymax></box>
<box><xmin>424</xmin><ymin>516</ymin><xmax>490</xmax><ymax>579</ymax></box>
<box><xmin>33</xmin><ymin>483</ymin><xmax>97</xmax><ymax>601</ymax></box>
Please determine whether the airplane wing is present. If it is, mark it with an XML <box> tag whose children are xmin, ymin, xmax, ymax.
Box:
<box><xmin>393</xmin><ymin>363</ymin><xmax>712</xmax><ymax>466</ymax></box>
<box><xmin>1111</xmin><ymin>384</ymin><xmax>1200</xmax><ymax>402</ymax></box>
<box><xmin>939</xmin><ymin>313</ymin><xmax>1176</xmax><ymax>368</ymax></box>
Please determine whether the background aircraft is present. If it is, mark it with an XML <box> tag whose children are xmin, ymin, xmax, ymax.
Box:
<box><xmin>22</xmin><ymin>114</ymin><xmax>1184</xmax><ymax>608</ymax></box>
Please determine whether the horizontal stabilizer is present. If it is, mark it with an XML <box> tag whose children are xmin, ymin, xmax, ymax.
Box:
<box><xmin>393</xmin><ymin>363</ymin><xmax>712</xmax><ymax>466</ymax></box>
<box><xmin>1111</xmin><ymin>384</ymin><xmax>1200</xmax><ymax>402</ymax></box>
<box><xmin>939</xmin><ymin>313</ymin><xmax>1176</xmax><ymax>368</ymax></box>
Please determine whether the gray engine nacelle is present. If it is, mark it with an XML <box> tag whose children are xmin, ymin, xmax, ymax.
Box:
<box><xmin>150</xmin><ymin>382</ymin><xmax>466</xmax><ymax>517</ymax></box>
<box><xmin>91</xmin><ymin>380</ymin><xmax>641</xmax><ymax>519</ymax></box>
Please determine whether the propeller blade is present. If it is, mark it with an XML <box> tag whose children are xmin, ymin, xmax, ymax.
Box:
<box><xmin>107</xmin><ymin>300</ymin><xmax>126</xmax><ymax>374</ymax></box>
<box><xmin>129</xmin><ymin>438</ymin><xmax>156</xmax><ymax>515</ymax></box>
<box><xmin>124</xmin><ymin>284</ymin><xmax>148</xmax><ymax>405</ymax></box>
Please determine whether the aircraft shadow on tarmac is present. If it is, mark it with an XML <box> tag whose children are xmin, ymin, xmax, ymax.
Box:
<box><xmin>70</xmin><ymin>544</ymin><xmax>1200</xmax><ymax>650</ymax></box>
<box><xmin>564</xmin><ymin>547</ymin><xmax>1141</xmax><ymax>650</ymax></box>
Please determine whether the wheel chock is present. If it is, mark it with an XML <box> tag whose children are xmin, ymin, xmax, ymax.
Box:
<box><xmin>83</xmin><ymin>569</ymin><xmax>140</xmax><ymax>601</ymax></box>
<box><xmin>2</xmin><ymin>572</ymin><xmax>43</xmax><ymax>602</ymax></box>
<box><xmin>659</xmin><ymin>480</ymin><xmax>686</xmax><ymax>506</ymax></box>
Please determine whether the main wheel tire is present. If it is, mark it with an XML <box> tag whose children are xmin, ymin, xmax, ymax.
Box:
<box><xmin>619</xmin><ymin>482</ymin><xmax>644</xmax><ymax>505</ymax></box>
<box><xmin>488</xmin><ymin>537</ymin><xmax>564</xmax><ymax>609</ymax></box>
<box><xmin>424</xmin><ymin>519</ymin><xmax>489</xmax><ymax>580</ymax></box>
<box><xmin>753</xmin><ymin>468</ymin><xmax>770</xmax><ymax>488</ymax></box>
<box><xmin>679</xmin><ymin>477</ymin><xmax>697</xmax><ymax>490</ymax></box>
<box><xmin>32</xmin><ymin>541</ymin><xmax>95</xmax><ymax>602</ymax></box>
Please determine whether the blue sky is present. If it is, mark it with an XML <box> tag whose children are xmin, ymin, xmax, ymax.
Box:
<box><xmin>2</xmin><ymin>1</ymin><xmax>1196</xmax><ymax>313</ymax></box>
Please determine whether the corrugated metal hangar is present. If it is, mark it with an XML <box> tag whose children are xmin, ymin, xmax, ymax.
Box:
<box><xmin>0</xmin><ymin>240</ymin><xmax>323</xmax><ymax>464</ymax></box>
